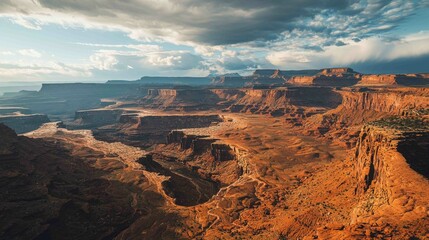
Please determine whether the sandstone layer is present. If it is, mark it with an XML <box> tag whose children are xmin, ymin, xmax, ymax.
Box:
<box><xmin>1</xmin><ymin>72</ymin><xmax>428</xmax><ymax>239</ymax></box>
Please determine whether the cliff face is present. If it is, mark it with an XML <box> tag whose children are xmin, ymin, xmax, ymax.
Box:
<box><xmin>351</xmin><ymin>123</ymin><xmax>429</xmax><ymax>235</ymax></box>
<box><xmin>94</xmin><ymin>114</ymin><xmax>223</xmax><ymax>147</ymax></box>
<box><xmin>211</xmin><ymin>76</ymin><xmax>248</xmax><ymax>87</ymax></box>
<box><xmin>0</xmin><ymin>107</ymin><xmax>31</xmax><ymax>115</ymax></box>
<box><xmin>70</xmin><ymin>109</ymin><xmax>123</xmax><ymax>129</ymax></box>
<box><xmin>0</xmin><ymin>114</ymin><xmax>50</xmax><ymax>133</ymax></box>
<box><xmin>358</xmin><ymin>74</ymin><xmax>429</xmax><ymax>86</ymax></box>
<box><xmin>305</xmin><ymin>88</ymin><xmax>429</xmax><ymax>141</ymax></box>
<box><xmin>139</xmin><ymin>87</ymin><xmax>342</xmax><ymax>115</ymax></box>
<box><xmin>166</xmin><ymin>130</ymin><xmax>237</xmax><ymax>162</ymax></box>
<box><xmin>0</xmin><ymin>124</ymin><xmax>18</xmax><ymax>155</ymax></box>
<box><xmin>0</xmin><ymin>83</ymin><xmax>141</xmax><ymax>120</ymax></box>
<box><xmin>252</xmin><ymin>69</ymin><xmax>320</xmax><ymax>78</ymax></box>
<box><xmin>137</xmin><ymin>115</ymin><xmax>221</xmax><ymax>131</ymax></box>
<box><xmin>288</xmin><ymin>75</ymin><xmax>360</xmax><ymax>86</ymax></box>
<box><xmin>218</xmin><ymin>88</ymin><xmax>342</xmax><ymax>120</ymax></box>
<box><xmin>359</xmin><ymin>75</ymin><xmax>397</xmax><ymax>85</ymax></box>
<box><xmin>0</xmin><ymin>124</ymin><xmax>165</xmax><ymax>240</ymax></box>
<box><xmin>40</xmin><ymin>83</ymin><xmax>140</xmax><ymax>97</ymax></box>
<box><xmin>320</xmin><ymin>67</ymin><xmax>356</xmax><ymax>75</ymax></box>
<box><xmin>164</xmin><ymin>128</ymin><xmax>248</xmax><ymax>186</ymax></box>
<box><xmin>141</xmin><ymin>89</ymin><xmax>222</xmax><ymax>110</ymax></box>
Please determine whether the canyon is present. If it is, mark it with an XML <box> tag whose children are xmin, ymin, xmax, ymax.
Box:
<box><xmin>0</xmin><ymin>68</ymin><xmax>428</xmax><ymax>239</ymax></box>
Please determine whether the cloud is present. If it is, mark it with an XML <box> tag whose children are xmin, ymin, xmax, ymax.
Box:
<box><xmin>266</xmin><ymin>31</ymin><xmax>429</xmax><ymax>70</ymax></box>
<box><xmin>0</xmin><ymin>51</ymin><xmax>14</xmax><ymax>56</ymax></box>
<box><xmin>18</xmin><ymin>49</ymin><xmax>42</xmax><ymax>58</ymax></box>
<box><xmin>0</xmin><ymin>0</ymin><xmax>424</xmax><ymax>47</ymax></box>
<box><xmin>9</xmin><ymin>16</ymin><xmax>42</xmax><ymax>30</ymax></box>
<box><xmin>0</xmin><ymin>61</ymin><xmax>91</xmax><ymax>81</ymax></box>
<box><xmin>74</xmin><ymin>43</ymin><xmax>161</xmax><ymax>52</ymax></box>
<box><xmin>0</xmin><ymin>0</ymin><xmax>427</xmax><ymax>80</ymax></box>
<box><xmin>89</xmin><ymin>51</ymin><xmax>119</xmax><ymax>70</ymax></box>
<box><xmin>145</xmin><ymin>52</ymin><xmax>203</xmax><ymax>70</ymax></box>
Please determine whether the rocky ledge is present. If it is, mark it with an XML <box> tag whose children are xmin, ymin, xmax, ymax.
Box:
<box><xmin>0</xmin><ymin>114</ymin><xmax>50</xmax><ymax>133</ymax></box>
<box><xmin>351</xmin><ymin>115</ymin><xmax>429</xmax><ymax>236</ymax></box>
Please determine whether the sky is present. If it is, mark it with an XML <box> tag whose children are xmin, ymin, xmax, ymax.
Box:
<box><xmin>0</xmin><ymin>0</ymin><xmax>428</xmax><ymax>82</ymax></box>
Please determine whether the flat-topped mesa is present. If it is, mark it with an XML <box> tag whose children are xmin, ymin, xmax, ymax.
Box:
<box><xmin>287</xmin><ymin>68</ymin><xmax>360</xmax><ymax>86</ymax></box>
<box><xmin>166</xmin><ymin>130</ymin><xmax>218</xmax><ymax>154</ymax></box>
<box><xmin>147</xmin><ymin>89</ymin><xmax>177</xmax><ymax>97</ymax></box>
<box><xmin>40</xmin><ymin>83</ymin><xmax>140</xmax><ymax>97</ymax></box>
<box><xmin>358</xmin><ymin>74</ymin><xmax>429</xmax><ymax>86</ymax></box>
<box><xmin>0</xmin><ymin>114</ymin><xmax>50</xmax><ymax>134</ymax></box>
<box><xmin>137</xmin><ymin>76</ymin><xmax>211</xmax><ymax>86</ymax></box>
<box><xmin>320</xmin><ymin>67</ymin><xmax>356</xmax><ymax>76</ymax></box>
<box><xmin>352</xmin><ymin>117</ymin><xmax>429</xmax><ymax>225</ymax></box>
<box><xmin>304</xmin><ymin>88</ymin><xmax>429</xmax><ymax>141</ymax></box>
<box><xmin>211</xmin><ymin>76</ymin><xmax>248</xmax><ymax>87</ymax></box>
<box><xmin>166</xmin><ymin>129</ymin><xmax>239</xmax><ymax>162</ymax></box>
<box><xmin>134</xmin><ymin>115</ymin><xmax>222</xmax><ymax>132</ymax></box>
<box><xmin>142</xmin><ymin>89</ymin><xmax>223</xmax><ymax>111</ymax></box>
<box><xmin>0</xmin><ymin>107</ymin><xmax>31</xmax><ymax>115</ymax></box>
<box><xmin>211</xmin><ymin>142</ymin><xmax>236</xmax><ymax>161</ymax></box>
<box><xmin>71</xmin><ymin>109</ymin><xmax>123</xmax><ymax>129</ymax></box>
<box><xmin>252</xmin><ymin>69</ymin><xmax>320</xmax><ymax>78</ymax></box>
<box><xmin>93</xmin><ymin>114</ymin><xmax>224</xmax><ymax>147</ymax></box>
<box><xmin>221</xmin><ymin>87</ymin><xmax>342</xmax><ymax>116</ymax></box>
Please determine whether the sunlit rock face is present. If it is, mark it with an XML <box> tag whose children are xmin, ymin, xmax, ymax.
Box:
<box><xmin>1</xmin><ymin>67</ymin><xmax>428</xmax><ymax>239</ymax></box>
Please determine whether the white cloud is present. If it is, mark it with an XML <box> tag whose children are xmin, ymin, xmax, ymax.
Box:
<box><xmin>194</xmin><ymin>45</ymin><xmax>224</xmax><ymax>57</ymax></box>
<box><xmin>144</xmin><ymin>51</ymin><xmax>203</xmax><ymax>70</ymax></box>
<box><xmin>9</xmin><ymin>16</ymin><xmax>42</xmax><ymax>30</ymax></box>
<box><xmin>74</xmin><ymin>43</ymin><xmax>161</xmax><ymax>52</ymax></box>
<box><xmin>266</xmin><ymin>31</ymin><xmax>429</xmax><ymax>69</ymax></box>
<box><xmin>0</xmin><ymin>51</ymin><xmax>14</xmax><ymax>56</ymax></box>
<box><xmin>0</xmin><ymin>60</ymin><xmax>91</xmax><ymax>81</ymax></box>
<box><xmin>89</xmin><ymin>52</ymin><xmax>119</xmax><ymax>70</ymax></box>
<box><xmin>148</xmin><ymin>55</ymin><xmax>181</xmax><ymax>67</ymax></box>
<box><xmin>18</xmin><ymin>49</ymin><xmax>42</xmax><ymax>58</ymax></box>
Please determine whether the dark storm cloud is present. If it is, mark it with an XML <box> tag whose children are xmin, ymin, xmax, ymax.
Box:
<box><xmin>34</xmin><ymin>0</ymin><xmax>351</xmax><ymax>45</ymax></box>
<box><xmin>0</xmin><ymin>0</ymin><xmax>427</xmax><ymax>77</ymax></box>
<box><xmin>351</xmin><ymin>54</ymin><xmax>429</xmax><ymax>74</ymax></box>
<box><xmin>0</xmin><ymin>0</ymin><xmax>381</xmax><ymax>46</ymax></box>
<box><xmin>0</xmin><ymin>0</ymin><xmax>425</xmax><ymax>47</ymax></box>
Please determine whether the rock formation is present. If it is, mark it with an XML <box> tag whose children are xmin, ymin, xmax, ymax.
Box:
<box><xmin>70</xmin><ymin>109</ymin><xmax>123</xmax><ymax>129</ymax></box>
<box><xmin>1</xmin><ymin>68</ymin><xmax>428</xmax><ymax>239</ymax></box>
<box><xmin>0</xmin><ymin>114</ymin><xmax>50</xmax><ymax>133</ymax></box>
<box><xmin>358</xmin><ymin>74</ymin><xmax>429</xmax><ymax>86</ymax></box>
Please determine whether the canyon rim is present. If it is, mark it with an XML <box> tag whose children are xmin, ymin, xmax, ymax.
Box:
<box><xmin>0</xmin><ymin>1</ymin><xmax>429</xmax><ymax>240</ymax></box>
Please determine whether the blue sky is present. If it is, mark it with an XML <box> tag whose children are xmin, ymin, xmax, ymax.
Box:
<box><xmin>0</xmin><ymin>0</ymin><xmax>428</xmax><ymax>82</ymax></box>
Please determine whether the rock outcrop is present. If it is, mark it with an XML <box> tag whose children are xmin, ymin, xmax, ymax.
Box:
<box><xmin>70</xmin><ymin>109</ymin><xmax>123</xmax><ymax>129</ymax></box>
<box><xmin>304</xmin><ymin>87</ymin><xmax>429</xmax><ymax>146</ymax></box>
<box><xmin>141</xmin><ymin>89</ymin><xmax>223</xmax><ymax>111</ymax></box>
<box><xmin>166</xmin><ymin>130</ymin><xmax>237</xmax><ymax>161</ymax></box>
<box><xmin>0</xmin><ymin>114</ymin><xmax>50</xmax><ymax>133</ymax></box>
<box><xmin>287</xmin><ymin>68</ymin><xmax>360</xmax><ymax>86</ymax></box>
<box><xmin>0</xmin><ymin>107</ymin><xmax>31</xmax><ymax>115</ymax></box>
<box><xmin>0</xmin><ymin>124</ymin><xmax>173</xmax><ymax>240</ymax></box>
<box><xmin>358</xmin><ymin>74</ymin><xmax>429</xmax><ymax>86</ymax></box>
<box><xmin>94</xmin><ymin>114</ymin><xmax>223</xmax><ymax>147</ymax></box>
<box><xmin>349</xmin><ymin>118</ymin><xmax>429</xmax><ymax>238</ymax></box>
<box><xmin>320</xmin><ymin>67</ymin><xmax>356</xmax><ymax>75</ymax></box>
<box><xmin>217</xmin><ymin>88</ymin><xmax>342</xmax><ymax>121</ymax></box>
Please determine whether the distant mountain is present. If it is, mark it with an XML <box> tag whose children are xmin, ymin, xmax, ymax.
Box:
<box><xmin>206</xmin><ymin>73</ymin><xmax>241</xmax><ymax>78</ymax></box>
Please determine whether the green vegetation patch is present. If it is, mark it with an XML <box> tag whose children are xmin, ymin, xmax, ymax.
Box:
<box><xmin>370</xmin><ymin>116</ymin><xmax>429</xmax><ymax>131</ymax></box>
